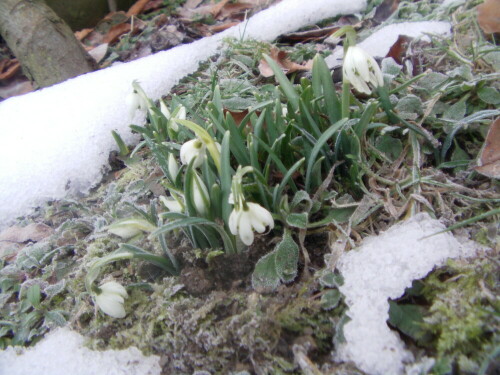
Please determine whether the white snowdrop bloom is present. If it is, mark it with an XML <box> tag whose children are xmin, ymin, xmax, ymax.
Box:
<box><xmin>95</xmin><ymin>281</ymin><xmax>128</xmax><ymax>319</ymax></box>
<box><xmin>168</xmin><ymin>153</ymin><xmax>179</xmax><ymax>180</ymax></box>
<box><xmin>180</xmin><ymin>138</ymin><xmax>206</xmax><ymax>168</ymax></box>
<box><xmin>160</xmin><ymin>99</ymin><xmax>171</xmax><ymax>120</ymax></box>
<box><xmin>106</xmin><ymin>218</ymin><xmax>156</xmax><ymax>239</ymax></box>
<box><xmin>125</xmin><ymin>90</ymin><xmax>148</xmax><ymax>118</ymax></box>
<box><xmin>177</xmin><ymin>105</ymin><xmax>186</xmax><ymax>120</ymax></box>
<box><xmin>192</xmin><ymin>173</ymin><xmax>210</xmax><ymax>215</ymax></box>
<box><xmin>229</xmin><ymin>202</ymin><xmax>274</xmax><ymax>246</ymax></box>
<box><xmin>343</xmin><ymin>46</ymin><xmax>384</xmax><ymax>95</ymax></box>
<box><xmin>160</xmin><ymin>196</ymin><xmax>184</xmax><ymax>213</ymax></box>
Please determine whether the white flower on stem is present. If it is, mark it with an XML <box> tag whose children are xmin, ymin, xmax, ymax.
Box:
<box><xmin>191</xmin><ymin>173</ymin><xmax>210</xmax><ymax>215</ymax></box>
<box><xmin>343</xmin><ymin>46</ymin><xmax>384</xmax><ymax>95</ymax></box>
<box><xmin>168</xmin><ymin>153</ymin><xmax>179</xmax><ymax>181</ymax></box>
<box><xmin>95</xmin><ymin>281</ymin><xmax>128</xmax><ymax>319</ymax></box>
<box><xmin>229</xmin><ymin>202</ymin><xmax>274</xmax><ymax>246</ymax></box>
<box><xmin>180</xmin><ymin>138</ymin><xmax>206</xmax><ymax>168</ymax></box>
<box><xmin>160</xmin><ymin>195</ymin><xmax>184</xmax><ymax>213</ymax></box>
<box><xmin>106</xmin><ymin>218</ymin><xmax>156</xmax><ymax>239</ymax></box>
<box><xmin>160</xmin><ymin>99</ymin><xmax>171</xmax><ymax>120</ymax></box>
<box><xmin>126</xmin><ymin>90</ymin><xmax>148</xmax><ymax>118</ymax></box>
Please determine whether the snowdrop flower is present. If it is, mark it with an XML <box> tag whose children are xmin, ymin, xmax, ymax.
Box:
<box><xmin>228</xmin><ymin>166</ymin><xmax>274</xmax><ymax>246</ymax></box>
<box><xmin>229</xmin><ymin>202</ymin><xmax>274</xmax><ymax>246</ymax></box>
<box><xmin>180</xmin><ymin>138</ymin><xmax>206</xmax><ymax>168</ymax></box>
<box><xmin>106</xmin><ymin>218</ymin><xmax>156</xmax><ymax>239</ymax></box>
<box><xmin>160</xmin><ymin>99</ymin><xmax>171</xmax><ymax>120</ymax></box>
<box><xmin>160</xmin><ymin>195</ymin><xmax>184</xmax><ymax>213</ymax></box>
<box><xmin>168</xmin><ymin>153</ymin><xmax>179</xmax><ymax>181</ymax></box>
<box><xmin>126</xmin><ymin>89</ymin><xmax>148</xmax><ymax>118</ymax></box>
<box><xmin>343</xmin><ymin>46</ymin><xmax>384</xmax><ymax>95</ymax></box>
<box><xmin>95</xmin><ymin>281</ymin><xmax>128</xmax><ymax>319</ymax></box>
<box><xmin>191</xmin><ymin>172</ymin><xmax>210</xmax><ymax>215</ymax></box>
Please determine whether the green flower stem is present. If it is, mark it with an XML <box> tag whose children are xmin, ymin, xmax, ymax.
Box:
<box><xmin>341</xmin><ymin>80</ymin><xmax>351</xmax><ymax>119</ymax></box>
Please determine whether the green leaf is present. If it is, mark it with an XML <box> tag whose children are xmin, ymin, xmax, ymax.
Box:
<box><xmin>286</xmin><ymin>213</ymin><xmax>308</xmax><ymax>229</ymax></box>
<box><xmin>477</xmin><ymin>86</ymin><xmax>500</xmax><ymax>105</ymax></box>
<box><xmin>321</xmin><ymin>289</ymin><xmax>342</xmax><ymax>310</ymax></box>
<box><xmin>252</xmin><ymin>251</ymin><xmax>280</xmax><ymax>292</ymax></box>
<box><xmin>263</xmin><ymin>54</ymin><xmax>299</xmax><ymax>112</ymax></box>
<box><xmin>388</xmin><ymin>301</ymin><xmax>428</xmax><ymax>343</ymax></box>
<box><xmin>274</xmin><ymin>231</ymin><xmax>299</xmax><ymax>283</ymax></box>
<box><xmin>319</xmin><ymin>272</ymin><xmax>344</xmax><ymax>288</ymax></box>
<box><xmin>44</xmin><ymin>310</ymin><xmax>67</xmax><ymax>327</ymax></box>
<box><xmin>26</xmin><ymin>284</ymin><xmax>41</xmax><ymax>308</ymax></box>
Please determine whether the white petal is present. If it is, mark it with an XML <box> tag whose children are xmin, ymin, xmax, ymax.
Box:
<box><xmin>99</xmin><ymin>281</ymin><xmax>128</xmax><ymax>297</ymax></box>
<box><xmin>125</xmin><ymin>92</ymin><xmax>140</xmax><ymax>118</ymax></box>
<box><xmin>192</xmin><ymin>174</ymin><xmax>209</xmax><ymax>215</ymax></box>
<box><xmin>160</xmin><ymin>100</ymin><xmax>171</xmax><ymax>120</ymax></box>
<box><xmin>107</xmin><ymin>225</ymin><xmax>142</xmax><ymax>239</ymax></box>
<box><xmin>248</xmin><ymin>203</ymin><xmax>274</xmax><ymax>230</ymax></box>
<box><xmin>228</xmin><ymin>209</ymin><xmax>240</xmax><ymax>235</ymax></box>
<box><xmin>160</xmin><ymin>196</ymin><xmax>183</xmax><ymax>213</ymax></box>
<box><xmin>238</xmin><ymin>213</ymin><xmax>255</xmax><ymax>246</ymax></box>
<box><xmin>96</xmin><ymin>294</ymin><xmax>126</xmax><ymax>318</ymax></box>
<box><xmin>168</xmin><ymin>153</ymin><xmax>179</xmax><ymax>180</ymax></box>
<box><xmin>177</xmin><ymin>106</ymin><xmax>186</xmax><ymax>120</ymax></box>
<box><xmin>228</xmin><ymin>193</ymin><xmax>235</xmax><ymax>204</ymax></box>
<box><xmin>180</xmin><ymin>139</ymin><xmax>206</xmax><ymax>167</ymax></box>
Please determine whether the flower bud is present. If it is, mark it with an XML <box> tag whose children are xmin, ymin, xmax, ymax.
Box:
<box><xmin>180</xmin><ymin>139</ymin><xmax>206</xmax><ymax>168</ymax></box>
<box><xmin>343</xmin><ymin>46</ymin><xmax>384</xmax><ymax>95</ymax></box>
<box><xmin>95</xmin><ymin>281</ymin><xmax>128</xmax><ymax>318</ymax></box>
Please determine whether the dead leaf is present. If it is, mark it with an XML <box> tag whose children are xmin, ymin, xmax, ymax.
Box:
<box><xmin>475</xmin><ymin>117</ymin><xmax>500</xmax><ymax>178</ymax></box>
<box><xmin>386</xmin><ymin>35</ymin><xmax>413</xmax><ymax>64</ymax></box>
<box><xmin>477</xmin><ymin>0</ymin><xmax>500</xmax><ymax>34</ymax></box>
<box><xmin>374</xmin><ymin>0</ymin><xmax>399</xmax><ymax>24</ymax></box>
<box><xmin>127</xmin><ymin>0</ymin><xmax>151</xmax><ymax>16</ymax></box>
<box><xmin>0</xmin><ymin>78</ymin><xmax>34</xmax><ymax>99</ymax></box>
<box><xmin>218</xmin><ymin>2</ymin><xmax>256</xmax><ymax>20</ymax></box>
<box><xmin>210</xmin><ymin>0</ymin><xmax>231</xmax><ymax>17</ymax></box>
<box><xmin>0</xmin><ymin>223</ymin><xmax>54</xmax><ymax>243</ymax></box>
<box><xmin>0</xmin><ymin>59</ymin><xmax>20</xmax><ymax>80</ymax></box>
<box><xmin>208</xmin><ymin>21</ymin><xmax>240</xmax><ymax>33</ymax></box>
<box><xmin>75</xmin><ymin>28</ymin><xmax>94</xmax><ymax>41</ymax></box>
<box><xmin>143</xmin><ymin>0</ymin><xmax>165</xmax><ymax>12</ymax></box>
<box><xmin>103</xmin><ymin>23</ymin><xmax>131</xmax><ymax>44</ymax></box>
<box><xmin>88</xmin><ymin>43</ymin><xmax>109</xmax><ymax>63</ymax></box>
<box><xmin>258</xmin><ymin>47</ymin><xmax>312</xmax><ymax>77</ymax></box>
<box><xmin>279</xmin><ymin>26</ymin><xmax>341</xmax><ymax>44</ymax></box>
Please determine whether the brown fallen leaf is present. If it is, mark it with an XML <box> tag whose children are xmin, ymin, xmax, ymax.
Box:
<box><xmin>279</xmin><ymin>25</ymin><xmax>341</xmax><ymax>44</ymax></box>
<box><xmin>386</xmin><ymin>35</ymin><xmax>413</xmax><ymax>64</ymax></box>
<box><xmin>0</xmin><ymin>223</ymin><xmax>54</xmax><ymax>243</ymax></box>
<box><xmin>127</xmin><ymin>0</ymin><xmax>151</xmax><ymax>16</ymax></box>
<box><xmin>475</xmin><ymin>117</ymin><xmax>500</xmax><ymax>178</ymax></box>
<box><xmin>0</xmin><ymin>78</ymin><xmax>34</xmax><ymax>99</ymax></box>
<box><xmin>207</xmin><ymin>21</ymin><xmax>240</xmax><ymax>33</ymax></box>
<box><xmin>75</xmin><ymin>28</ymin><xmax>94</xmax><ymax>41</ymax></box>
<box><xmin>374</xmin><ymin>0</ymin><xmax>399</xmax><ymax>24</ymax></box>
<box><xmin>0</xmin><ymin>59</ymin><xmax>20</xmax><ymax>80</ymax></box>
<box><xmin>258</xmin><ymin>47</ymin><xmax>312</xmax><ymax>77</ymax></box>
<box><xmin>102</xmin><ymin>23</ymin><xmax>131</xmax><ymax>44</ymax></box>
<box><xmin>477</xmin><ymin>0</ymin><xmax>500</xmax><ymax>34</ymax></box>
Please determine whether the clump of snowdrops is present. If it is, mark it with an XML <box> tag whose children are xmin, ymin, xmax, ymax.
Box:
<box><xmin>86</xmin><ymin>28</ymin><xmax>444</xmax><ymax>318</ymax></box>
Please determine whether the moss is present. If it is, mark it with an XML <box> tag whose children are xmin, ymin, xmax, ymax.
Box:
<box><xmin>420</xmin><ymin>253</ymin><xmax>499</xmax><ymax>373</ymax></box>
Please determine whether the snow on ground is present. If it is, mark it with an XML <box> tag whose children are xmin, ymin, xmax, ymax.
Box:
<box><xmin>335</xmin><ymin>213</ymin><xmax>480</xmax><ymax>375</ymax></box>
<box><xmin>325</xmin><ymin>21</ymin><xmax>452</xmax><ymax>68</ymax></box>
<box><xmin>0</xmin><ymin>0</ymin><xmax>367</xmax><ymax>230</ymax></box>
<box><xmin>0</xmin><ymin>328</ymin><xmax>161</xmax><ymax>375</ymax></box>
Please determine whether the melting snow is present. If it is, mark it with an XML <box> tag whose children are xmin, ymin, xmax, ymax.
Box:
<box><xmin>0</xmin><ymin>328</ymin><xmax>161</xmax><ymax>375</ymax></box>
<box><xmin>0</xmin><ymin>0</ymin><xmax>367</xmax><ymax>229</ymax></box>
<box><xmin>336</xmin><ymin>213</ymin><xmax>479</xmax><ymax>375</ymax></box>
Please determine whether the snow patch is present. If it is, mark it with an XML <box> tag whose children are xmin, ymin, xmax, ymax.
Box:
<box><xmin>0</xmin><ymin>328</ymin><xmax>161</xmax><ymax>375</ymax></box>
<box><xmin>0</xmin><ymin>0</ymin><xmax>367</xmax><ymax>229</ymax></box>
<box><xmin>336</xmin><ymin>213</ymin><xmax>478</xmax><ymax>375</ymax></box>
<box><xmin>326</xmin><ymin>21</ymin><xmax>452</xmax><ymax>68</ymax></box>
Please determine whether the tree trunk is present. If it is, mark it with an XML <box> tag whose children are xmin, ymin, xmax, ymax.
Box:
<box><xmin>0</xmin><ymin>0</ymin><xmax>97</xmax><ymax>88</ymax></box>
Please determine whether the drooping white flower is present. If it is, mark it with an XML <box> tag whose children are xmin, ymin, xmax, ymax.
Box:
<box><xmin>125</xmin><ymin>89</ymin><xmax>148</xmax><ymax>118</ymax></box>
<box><xmin>160</xmin><ymin>99</ymin><xmax>171</xmax><ymax>120</ymax></box>
<box><xmin>343</xmin><ymin>46</ymin><xmax>384</xmax><ymax>95</ymax></box>
<box><xmin>180</xmin><ymin>138</ymin><xmax>207</xmax><ymax>168</ymax></box>
<box><xmin>95</xmin><ymin>281</ymin><xmax>128</xmax><ymax>318</ymax></box>
<box><xmin>229</xmin><ymin>202</ymin><xmax>274</xmax><ymax>246</ymax></box>
<box><xmin>106</xmin><ymin>218</ymin><xmax>156</xmax><ymax>239</ymax></box>
<box><xmin>160</xmin><ymin>195</ymin><xmax>184</xmax><ymax>213</ymax></box>
<box><xmin>168</xmin><ymin>153</ymin><xmax>179</xmax><ymax>181</ymax></box>
<box><xmin>191</xmin><ymin>173</ymin><xmax>210</xmax><ymax>215</ymax></box>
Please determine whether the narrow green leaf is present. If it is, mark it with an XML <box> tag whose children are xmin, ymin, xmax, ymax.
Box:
<box><xmin>263</xmin><ymin>54</ymin><xmax>299</xmax><ymax>112</ymax></box>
